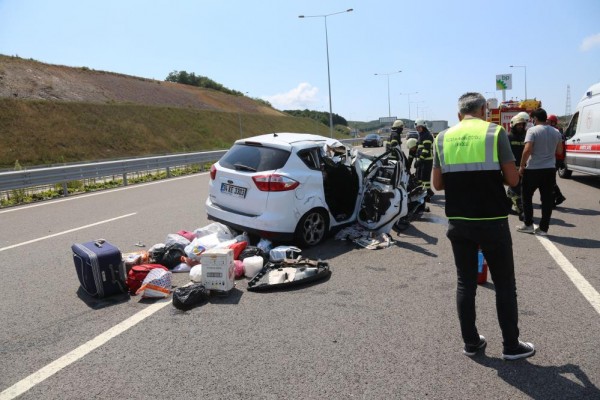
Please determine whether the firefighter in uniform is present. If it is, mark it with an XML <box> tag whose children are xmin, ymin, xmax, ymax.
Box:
<box><xmin>414</xmin><ymin>119</ymin><xmax>434</xmax><ymax>201</ymax></box>
<box><xmin>389</xmin><ymin>119</ymin><xmax>403</xmax><ymax>147</ymax></box>
<box><xmin>506</xmin><ymin>112</ymin><xmax>529</xmax><ymax>218</ymax></box>
<box><xmin>432</xmin><ymin>92</ymin><xmax>535</xmax><ymax>360</ymax></box>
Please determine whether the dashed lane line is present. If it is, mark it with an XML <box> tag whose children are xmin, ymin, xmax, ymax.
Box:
<box><xmin>0</xmin><ymin>300</ymin><xmax>171</xmax><ymax>400</ymax></box>
<box><xmin>0</xmin><ymin>213</ymin><xmax>136</xmax><ymax>252</ymax></box>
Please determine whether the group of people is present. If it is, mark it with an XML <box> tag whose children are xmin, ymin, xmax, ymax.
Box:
<box><xmin>430</xmin><ymin>92</ymin><xmax>564</xmax><ymax>361</ymax></box>
<box><xmin>507</xmin><ymin>111</ymin><xmax>567</xmax><ymax>229</ymax></box>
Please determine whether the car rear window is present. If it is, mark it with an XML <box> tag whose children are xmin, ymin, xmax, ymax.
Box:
<box><xmin>219</xmin><ymin>143</ymin><xmax>291</xmax><ymax>172</ymax></box>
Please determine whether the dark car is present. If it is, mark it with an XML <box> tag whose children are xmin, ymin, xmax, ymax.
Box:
<box><xmin>405</xmin><ymin>130</ymin><xmax>419</xmax><ymax>140</ymax></box>
<box><xmin>362</xmin><ymin>133</ymin><xmax>383</xmax><ymax>148</ymax></box>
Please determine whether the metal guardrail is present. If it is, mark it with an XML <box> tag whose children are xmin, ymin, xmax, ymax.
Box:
<box><xmin>0</xmin><ymin>138</ymin><xmax>363</xmax><ymax>195</ymax></box>
<box><xmin>0</xmin><ymin>150</ymin><xmax>227</xmax><ymax>193</ymax></box>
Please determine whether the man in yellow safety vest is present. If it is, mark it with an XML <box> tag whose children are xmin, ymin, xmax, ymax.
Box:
<box><xmin>432</xmin><ymin>92</ymin><xmax>535</xmax><ymax>360</ymax></box>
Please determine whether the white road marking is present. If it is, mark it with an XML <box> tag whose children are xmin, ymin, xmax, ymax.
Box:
<box><xmin>0</xmin><ymin>300</ymin><xmax>172</xmax><ymax>400</ymax></box>
<box><xmin>0</xmin><ymin>173</ymin><xmax>206</xmax><ymax>214</ymax></box>
<box><xmin>0</xmin><ymin>213</ymin><xmax>136</xmax><ymax>252</ymax></box>
<box><xmin>537</xmin><ymin>235</ymin><xmax>600</xmax><ymax>315</ymax></box>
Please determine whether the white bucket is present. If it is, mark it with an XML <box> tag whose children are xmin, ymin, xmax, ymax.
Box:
<box><xmin>243</xmin><ymin>256</ymin><xmax>264</xmax><ymax>278</ymax></box>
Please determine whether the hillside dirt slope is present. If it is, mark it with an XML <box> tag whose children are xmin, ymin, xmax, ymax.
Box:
<box><xmin>0</xmin><ymin>55</ymin><xmax>283</xmax><ymax>115</ymax></box>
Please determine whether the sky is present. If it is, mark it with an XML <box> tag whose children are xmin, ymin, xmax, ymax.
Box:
<box><xmin>1</xmin><ymin>0</ymin><xmax>599</xmax><ymax>125</ymax></box>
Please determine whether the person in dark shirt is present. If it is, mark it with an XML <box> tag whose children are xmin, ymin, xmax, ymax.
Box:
<box><xmin>507</xmin><ymin>113</ymin><xmax>528</xmax><ymax>218</ymax></box>
<box><xmin>547</xmin><ymin>114</ymin><xmax>566</xmax><ymax>207</ymax></box>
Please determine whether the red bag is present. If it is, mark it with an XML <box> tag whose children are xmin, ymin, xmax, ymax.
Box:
<box><xmin>177</xmin><ymin>230</ymin><xmax>196</xmax><ymax>241</ymax></box>
<box><xmin>126</xmin><ymin>264</ymin><xmax>169</xmax><ymax>294</ymax></box>
<box><xmin>229</xmin><ymin>241</ymin><xmax>248</xmax><ymax>260</ymax></box>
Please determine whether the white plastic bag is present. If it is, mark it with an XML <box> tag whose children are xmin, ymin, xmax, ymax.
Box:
<box><xmin>194</xmin><ymin>222</ymin><xmax>235</xmax><ymax>240</ymax></box>
<box><xmin>135</xmin><ymin>269</ymin><xmax>172</xmax><ymax>298</ymax></box>
<box><xmin>189</xmin><ymin>264</ymin><xmax>203</xmax><ymax>283</ymax></box>
<box><xmin>269</xmin><ymin>246</ymin><xmax>302</xmax><ymax>262</ymax></box>
<box><xmin>165</xmin><ymin>233</ymin><xmax>191</xmax><ymax>249</ymax></box>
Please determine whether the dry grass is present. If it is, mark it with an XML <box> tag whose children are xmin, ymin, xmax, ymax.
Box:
<box><xmin>0</xmin><ymin>55</ymin><xmax>344</xmax><ymax>168</ymax></box>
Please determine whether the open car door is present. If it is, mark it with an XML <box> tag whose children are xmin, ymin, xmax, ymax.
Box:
<box><xmin>356</xmin><ymin>146</ymin><xmax>409</xmax><ymax>234</ymax></box>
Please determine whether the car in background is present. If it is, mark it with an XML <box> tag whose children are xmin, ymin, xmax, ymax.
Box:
<box><xmin>205</xmin><ymin>133</ymin><xmax>409</xmax><ymax>246</ymax></box>
<box><xmin>362</xmin><ymin>133</ymin><xmax>383</xmax><ymax>147</ymax></box>
<box><xmin>405</xmin><ymin>130</ymin><xmax>419</xmax><ymax>141</ymax></box>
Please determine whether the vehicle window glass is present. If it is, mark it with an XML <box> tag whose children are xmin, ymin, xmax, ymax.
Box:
<box><xmin>564</xmin><ymin>112</ymin><xmax>579</xmax><ymax>140</ymax></box>
<box><xmin>297</xmin><ymin>148</ymin><xmax>321</xmax><ymax>170</ymax></box>
<box><xmin>220</xmin><ymin>144</ymin><xmax>290</xmax><ymax>172</ymax></box>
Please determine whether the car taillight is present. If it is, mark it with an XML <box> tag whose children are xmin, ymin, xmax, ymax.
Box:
<box><xmin>252</xmin><ymin>174</ymin><xmax>299</xmax><ymax>191</ymax></box>
<box><xmin>210</xmin><ymin>164</ymin><xmax>217</xmax><ymax>180</ymax></box>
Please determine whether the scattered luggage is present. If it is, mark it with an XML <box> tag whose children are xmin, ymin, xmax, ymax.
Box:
<box><xmin>126</xmin><ymin>264</ymin><xmax>169</xmax><ymax>294</ymax></box>
<box><xmin>136</xmin><ymin>268</ymin><xmax>172</xmax><ymax>298</ymax></box>
<box><xmin>72</xmin><ymin>239</ymin><xmax>127</xmax><ymax>298</ymax></box>
<box><xmin>247</xmin><ymin>258</ymin><xmax>331</xmax><ymax>292</ymax></box>
<box><xmin>172</xmin><ymin>283</ymin><xmax>210</xmax><ymax>310</ymax></box>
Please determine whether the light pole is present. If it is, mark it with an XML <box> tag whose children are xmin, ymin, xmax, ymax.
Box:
<box><xmin>411</xmin><ymin>101</ymin><xmax>424</xmax><ymax>121</ymax></box>
<box><xmin>510</xmin><ymin>65</ymin><xmax>527</xmax><ymax>100</ymax></box>
<box><xmin>400</xmin><ymin>91</ymin><xmax>418</xmax><ymax>120</ymax></box>
<box><xmin>374</xmin><ymin>70</ymin><xmax>402</xmax><ymax>118</ymax></box>
<box><xmin>299</xmin><ymin>8</ymin><xmax>353</xmax><ymax>137</ymax></box>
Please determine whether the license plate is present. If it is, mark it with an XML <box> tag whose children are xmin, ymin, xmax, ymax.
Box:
<box><xmin>221</xmin><ymin>183</ymin><xmax>247</xmax><ymax>198</ymax></box>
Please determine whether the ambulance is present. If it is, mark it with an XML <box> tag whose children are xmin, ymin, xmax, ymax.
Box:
<box><xmin>559</xmin><ymin>82</ymin><xmax>600</xmax><ymax>178</ymax></box>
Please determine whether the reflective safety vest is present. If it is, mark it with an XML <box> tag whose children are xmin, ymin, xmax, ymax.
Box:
<box><xmin>435</xmin><ymin>119</ymin><xmax>509</xmax><ymax>221</ymax></box>
<box><xmin>435</xmin><ymin>119</ymin><xmax>501</xmax><ymax>173</ymax></box>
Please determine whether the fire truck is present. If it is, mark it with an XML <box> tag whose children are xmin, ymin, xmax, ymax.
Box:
<box><xmin>486</xmin><ymin>98</ymin><xmax>542</xmax><ymax>133</ymax></box>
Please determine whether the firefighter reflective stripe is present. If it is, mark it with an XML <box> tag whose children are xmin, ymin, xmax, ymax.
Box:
<box><xmin>436</xmin><ymin>120</ymin><xmax>501</xmax><ymax>173</ymax></box>
<box><xmin>418</xmin><ymin>139</ymin><xmax>434</xmax><ymax>160</ymax></box>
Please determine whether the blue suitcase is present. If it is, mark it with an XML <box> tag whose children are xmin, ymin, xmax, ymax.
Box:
<box><xmin>72</xmin><ymin>239</ymin><xmax>127</xmax><ymax>298</ymax></box>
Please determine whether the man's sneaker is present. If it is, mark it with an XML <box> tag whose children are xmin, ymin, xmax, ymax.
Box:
<box><xmin>463</xmin><ymin>335</ymin><xmax>486</xmax><ymax>356</ymax></box>
<box><xmin>534</xmin><ymin>227</ymin><xmax>547</xmax><ymax>236</ymax></box>
<box><xmin>516</xmin><ymin>224</ymin><xmax>535</xmax><ymax>234</ymax></box>
<box><xmin>555</xmin><ymin>195</ymin><xmax>566</xmax><ymax>207</ymax></box>
<box><xmin>502</xmin><ymin>341</ymin><xmax>535</xmax><ymax>360</ymax></box>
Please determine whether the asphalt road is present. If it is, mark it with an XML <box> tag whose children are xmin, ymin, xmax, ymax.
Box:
<box><xmin>1</xmin><ymin>153</ymin><xmax>599</xmax><ymax>399</ymax></box>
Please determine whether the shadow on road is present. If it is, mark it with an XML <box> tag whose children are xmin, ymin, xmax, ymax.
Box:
<box><xmin>473</xmin><ymin>356</ymin><xmax>600</xmax><ymax>399</ymax></box>
<box><xmin>549</xmin><ymin>235</ymin><xmax>600</xmax><ymax>249</ymax></box>
<box><xmin>76</xmin><ymin>287</ymin><xmax>130</xmax><ymax>309</ymax></box>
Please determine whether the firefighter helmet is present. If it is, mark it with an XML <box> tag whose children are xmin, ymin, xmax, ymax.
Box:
<box><xmin>510</xmin><ymin>113</ymin><xmax>528</xmax><ymax>127</ymax></box>
<box><xmin>406</xmin><ymin>138</ymin><xmax>418</xmax><ymax>149</ymax></box>
<box><xmin>392</xmin><ymin>119</ymin><xmax>404</xmax><ymax>129</ymax></box>
<box><xmin>415</xmin><ymin>119</ymin><xmax>426</xmax><ymax>128</ymax></box>
<box><xmin>547</xmin><ymin>114</ymin><xmax>558</xmax><ymax>125</ymax></box>
<box><xmin>516</xmin><ymin>111</ymin><xmax>530</xmax><ymax>122</ymax></box>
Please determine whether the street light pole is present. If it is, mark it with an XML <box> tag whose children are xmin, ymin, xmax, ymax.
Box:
<box><xmin>400</xmin><ymin>91</ymin><xmax>418</xmax><ymax>121</ymax></box>
<box><xmin>375</xmin><ymin>70</ymin><xmax>402</xmax><ymax>118</ymax></box>
<box><xmin>411</xmin><ymin>101</ymin><xmax>424</xmax><ymax>121</ymax></box>
<box><xmin>299</xmin><ymin>8</ymin><xmax>353</xmax><ymax>138</ymax></box>
<box><xmin>510</xmin><ymin>65</ymin><xmax>527</xmax><ymax>100</ymax></box>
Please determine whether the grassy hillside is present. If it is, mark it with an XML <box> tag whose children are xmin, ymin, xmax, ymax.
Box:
<box><xmin>0</xmin><ymin>55</ymin><xmax>357</xmax><ymax>169</ymax></box>
<box><xmin>0</xmin><ymin>98</ymin><xmax>340</xmax><ymax>168</ymax></box>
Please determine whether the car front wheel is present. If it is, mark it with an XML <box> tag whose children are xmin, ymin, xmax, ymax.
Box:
<box><xmin>558</xmin><ymin>164</ymin><xmax>572</xmax><ymax>179</ymax></box>
<box><xmin>295</xmin><ymin>209</ymin><xmax>328</xmax><ymax>247</ymax></box>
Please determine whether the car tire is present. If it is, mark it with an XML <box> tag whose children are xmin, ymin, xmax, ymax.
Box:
<box><xmin>295</xmin><ymin>208</ymin><xmax>328</xmax><ymax>247</ymax></box>
<box><xmin>558</xmin><ymin>165</ymin><xmax>572</xmax><ymax>179</ymax></box>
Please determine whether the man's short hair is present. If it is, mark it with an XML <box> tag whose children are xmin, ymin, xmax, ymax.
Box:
<box><xmin>530</xmin><ymin>108</ymin><xmax>547</xmax><ymax>122</ymax></box>
<box><xmin>458</xmin><ymin>92</ymin><xmax>486</xmax><ymax>115</ymax></box>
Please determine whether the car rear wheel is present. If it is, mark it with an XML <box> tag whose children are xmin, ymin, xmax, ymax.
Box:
<box><xmin>295</xmin><ymin>209</ymin><xmax>328</xmax><ymax>247</ymax></box>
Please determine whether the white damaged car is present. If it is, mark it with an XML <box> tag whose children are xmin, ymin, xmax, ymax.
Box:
<box><xmin>205</xmin><ymin>132</ymin><xmax>419</xmax><ymax>246</ymax></box>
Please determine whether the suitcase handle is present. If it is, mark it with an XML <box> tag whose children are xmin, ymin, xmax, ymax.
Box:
<box><xmin>94</xmin><ymin>239</ymin><xmax>107</xmax><ymax>248</ymax></box>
